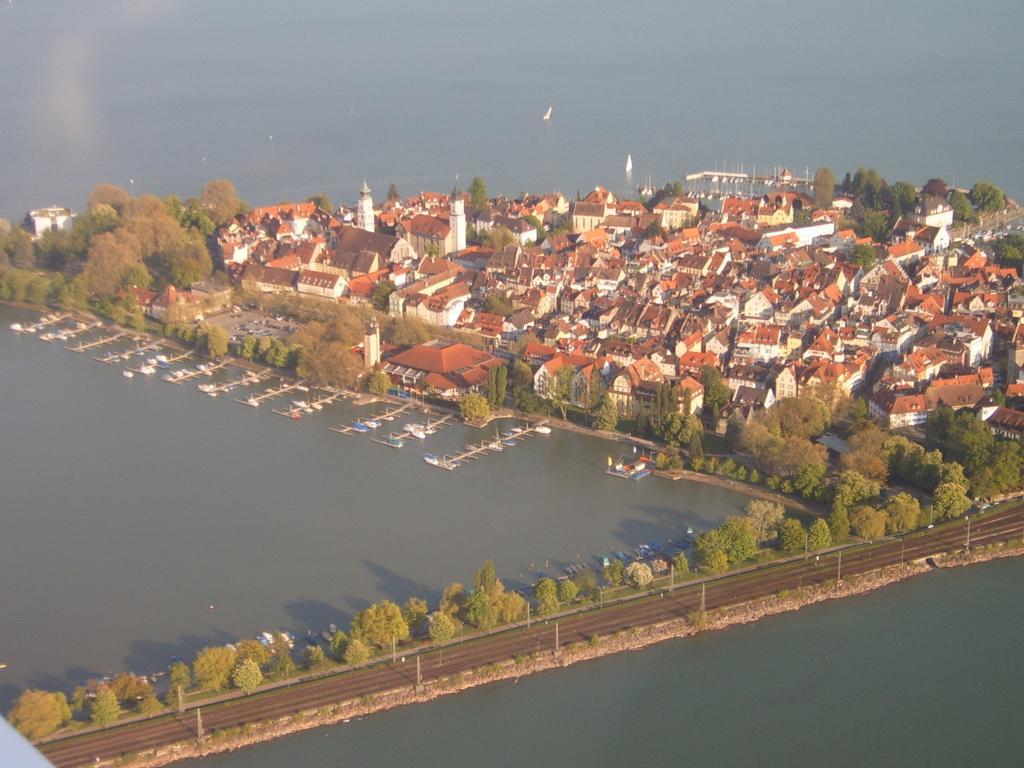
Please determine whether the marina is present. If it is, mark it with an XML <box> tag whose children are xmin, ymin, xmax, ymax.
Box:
<box><xmin>425</xmin><ymin>421</ymin><xmax>551</xmax><ymax>471</ymax></box>
<box><xmin>162</xmin><ymin>360</ymin><xmax>228</xmax><ymax>385</ymax></box>
<box><xmin>233</xmin><ymin>379</ymin><xmax>305</xmax><ymax>407</ymax></box>
<box><xmin>9</xmin><ymin>312</ymin><xmax>70</xmax><ymax>334</ymax></box>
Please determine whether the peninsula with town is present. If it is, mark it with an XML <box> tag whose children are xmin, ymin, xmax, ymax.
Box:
<box><xmin>5</xmin><ymin>166</ymin><xmax>1024</xmax><ymax>766</ymax></box>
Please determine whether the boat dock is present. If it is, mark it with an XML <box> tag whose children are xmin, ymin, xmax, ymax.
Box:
<box><xmin>163</xmin><ymin>361</ymin><xmax>228</xmax><ymax>385</ymax></box>
<box><xmin>371</xmin><ymin>432</ymin><xmax>407</xmax><ymax>448</ymax></box>
<box><xmin>310</xmin><ymin>389</ymin><xmax>347</xmax><ymax>409</ymax></box>
<box><xmin>93</xmin><ymin>350</ymin><xmax>123</xmax><ymax>364</ymax></box>
<box><xmin>58</xmin><ymin>321</ymin><xmax>105</xmax><ymax>345</ymax></box>
<box><xmin>162</xmin><ymin>351</ymin><xmax>193</xmax><ymax>365</ymax></box>
<box><xmin>234</xmin><ymin>379</ymin><xmax>304</xmax><ymax>407</ymax></box>
<box><xmin>201</xmin><ymin>371</ymin><xmax>264</xmax><ymax>397</ymax></box>
<box><xmin>427</xmin><ymin>421</ymin><xmax>550</xmax><ymax>471</ymax></box>
<box><xmin>375</xmin><ymin>401</ymin><xmax>417</xmax><ymax>421</ymax></box>
<box><xmin>12</xmin><ymin>313</ymin><xmax>70</xmax><ymax>334</ymax></box>
<box><xmin>69</xmin><ymin>331</ymin><xmax>125</xmax><ymax>352</ymax></box>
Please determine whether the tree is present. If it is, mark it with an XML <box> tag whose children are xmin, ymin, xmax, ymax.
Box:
<box><xmin>831</xmin><ymin>470</ymin><xmax>881</xmax><ymax>519</ymax></box>
<box><xmin>366</xmin><ymin>370</ymin><xmax>391</xmax><ymax>396</ymax></box>
<box><xmin>493</xmin><ymin>365</ymin><xmax>507</xmax><ymax>407</ymax></box>
<box><xmin>534</xmin><ymin>577</ymin><xmax>559</xmax><ymax>616</ymax></box>
<box><xmin>793</xmin><ymin>462</ymin><xmax>828</xmax><ymax>501</ymax></box>
<box><xmin>592</xmin><ymin>392</ymin><xmax>618</xmax><ymax>431</ymax></box>
<box><xmin>850</xmin><ymin>242</ymin><xmax>877</xmax><ymax>269</ymax></box>
<box><xmin>777</xmin><ymin>517</ymin><xmax>806</xmax><ymax>554</ymax></box>
<box><xmin>269</xmin><ymin>634</ymin><xmax>295</xmax><ymax>678</ymax></box>
<box><xmin>828</xmin><ymin>507</ymin><xmax>851</xmax><ymax>541</ymax></box>
<box><xmin>88</xmin><ymin>183</ymin><xmax>131</xmax><ymax>215</ymax></box>
<box><xmin>165</xmin><ymin>661</ymin><xmax>192</xmax><ymax>708</ymax></box>
<box><xmin>204</xmin><ymin>325</ymin><xmax>228</xmax><ymax>358</ymax></box>
<box><xmin>483</xmin><ymin>292</ymin><xmax>514</xmax><ymax>316</ymax></box>
<box><xmin>746</xmin><ymin>499</ymin><xmax>785</xmax><ymax>544</ymax></box>
<box><xmin>403</xmin><ymin>597</ymin><xmax>429</xmax><ymax>634</ymax></box>
<box><xmin>840</xmin><ymin>423</ymin><xmax>890</xmax><ymax>483</ymax></box>
<box><xmin>849</xmin><ymin>505</ymin><xmax>887</xmax><ymax>540</ymax></box>
<box><xmin>969</xmin><ymin>181</ymin><xmax>1005</xmax><ymax>213</ymax></box>
<box><xmin>549</xmin><ymin>364</ymin><xmax>576</xmax><ymax>419</ymax></box>
<box><xmin>110</xmin><ymin>673</ymin><xmax>152</xmax><ymax>706</ymax></box>
<box><xmin>307</xmin><ymin>193</ymin><xmax>333</xmax><ymax>212</ymax></box>
<box><xmin>557</xmin><ymin>578</ymin><xmax>579</xmax><ymax>604</ymax></box>
<box><xmin>192</xmin><ymin>646</ymin><xmax>238</xmax><ymax>692</ymax></box>
<box><xmin>439</xmin><ymin>582</ymin><xmax>466</xmax><ymax>620</ymax></box>
<box><xmin>696</xmin><ymin>529</ymin><xmax>728</xmax><ymax>572</ymax></box>
<box><xmin>428</xmin><ymin>611</ymin><xmax>456</xmax><ymax>648</ymax></box>
<box><xmin>343</xmin><ymin>637</ymin><xmax>370</xmax><ymax>666</ymax></box>
<box><xmin>387</xmin><ymin>183</ymin><xmax>400</xmax><ymax>201</ymax></box>
<box><xmin>465</xmin><ymin>589</ymin><xmax>496</xmax><ymax>631</ymax></box>
<box><xmin>813</xmin><ymin>167</ymin><xmax>835</xmax><ymax>209</ymax></box>
<box><xmin>371</xmin><ymin>279</ymin><xmax>396</xmax><ymax>311</ymax></box>
<box><xmin>933</xmin><ymin>482</ymin><xmax>971</xmax><ymax>520</ymax></box>
<box><xmin>328</xmin><ymin>629</ymin><xmax>348</xmax><ymax>660</ymax></box>
<box><xmin>701</xmin><ymin>365</ymin><xmax>730</xmax><ymax>420</ymax></box>
<box><xmin>8</xmin><ymin>690</ymin><xmax>71</xmax><ymax>740</ymax></box>
<box><xmin>808</xmin><ymin>518</ymin><xmax>833</xmax><ymax>551</ymax></box>
<box><xmin>885</xmin><ymin>492</ymin><xmax>921</xmax><ymax>534</ymax></box>
<box><xmin>949</xmin><ymin>189</ymin><xmax>977</xmax><ymax>223</ymax></box>
<box><xmin>886</xmin><ymin>181</ymin><xmax>918</xmax><ymax>216</ymax></box>
<box><xmin>82</xmin><ymin>230</ymin><xmax>146</xmax><ymax>297</ymax></box>
<box><xmin>303</xmin><ymin>644</ymin><xmax>326</xmax><ymax>671</ymax></box>
<box><xmin>201</xmin><ymin>179</ymin><xmax>244</xmax><ymax>225</ymax></box>
<box><xmin>603</xmin><ymin>558</ymin><xmax>625</xmax><ymax>586</ymax></box>
<box><xmin>467</xmin><ymin>177</ymin><xmax>488</xmax><ymax>213</ymax></box>
<box><xmin>235</xmin><ymin>638</ymin><xmax>271</xmax><ymax>668</ymax></box>
<box><xmin>624</xmin><ymin>561</ymin><xmax>653</xmax><ymax>589</ymax></box>
<box><xmin>90</xmin><ymin>687</ymin><xmax>120</xmax><ymax>727</ymax></box>
<box><xmin>672</xmin><ymin>551</ymin><xmax>689</xmax><ymax>575</ymax></box>
<box><xmin>719</xmin><ymin>516</ymin><xmax>759</xmax><ymax>563</ymax></box>
<box><xmin>351</xmin><ymin>600</ymin><xmax>410</xmax><ymax>650</ymax></box>
<box><xmin>232</xmin><ymin>658</ymin><xmax>264</xmax><ymax>693</ymax></box>
<box><xmin>3</xmin><ymin>227</ymin><xmax>34</xmax><ymax>268</ymax></box>
<box><xmin>496</xmin><ymin>590</ymin><xmax>527</xmax><ymax>623</ymax></box>
<box><xmin>460</xmin><ymin>392</ymin><xmax>491</xmax><ymax>423</ymax></box>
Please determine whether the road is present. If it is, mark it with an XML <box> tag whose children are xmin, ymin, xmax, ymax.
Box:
<box><xmin>40</xmin><ymin>505</ymin><xmax>1024</xmax><ymax>767</ymax></box>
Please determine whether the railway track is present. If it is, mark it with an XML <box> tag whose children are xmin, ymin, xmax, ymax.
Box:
<box><xmin>40</xmin><ymin>506</ymin><xmax>1024</xmax><ymax>767</ymax></box>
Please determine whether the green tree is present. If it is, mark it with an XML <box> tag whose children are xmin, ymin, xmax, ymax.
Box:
<box><xmin>305</xmin><ymin>644</ymin><xmax>326</xmax><ymax>670</ymax></box>
<box><xmin>719</xmin><ymin>516</ymin><xmax>759</xmax><ymax>563</ymax></box>
<box><xmin>110</xmin><ymin>673</ymin><xmax>153</xmax><ymax>707</ymax></box>
<box><xmin>465</xmin><ymin>589</ymin><xmax>497</xmax><ymax>631</ymax></box>
<box><xmin>494</xmin><ymin>365</ymin><xmax>508</xmax><ymax>407</ymax></box>
<box><xmin>849</xmin><ymin>242</ymin><xmax>877</xmax><ymax>269</ymax></box>
<box><xmin>534</xmin><ymin>577</ymin><xmax>559</xmax><ymax>616</ymax></box>
<box><xmin>366</xmin><ymin>370</ymin><xmax>391</xmax><ymax>396</ymax></box>
<box><xmin>387</xmin><ymin>183</ymin><xmax>401</xmax><ymax>201</ymax></box>
<box><xmin>933</xmin><ymin>482</ymin><xmax>971</xmax><ymax>520</ymax></box>
<box><xmin>624</xmin><ymin>561</ymin><xmax>653</xmax><ymax>589</ymax></box>
<box><xmin>831</xmin><ymin>470</ymin><xmax>881</xmax><ymax>519</ymax></box>
<box><xmin>351</xmin><ymin>600</ymin><xmax>410</xmax><ymax>650</ymax></box>
<box><xmin>90</xmin><ymin>687</ymin><xmax>120</xmax><ymax>727</ymax></box>
<box><xmin>603</xmin><ymin>558</ymin><xmax>625</xmax><ymax>586</ymax></box>
<box><xmin>269</xmin><ymin>634</ymin><xmax>295</xmax><ymax>678</ymax></box>
<box><xmin>886</xmin><ymin>181</ymin><xmax>918</xmax><ymax>216</ymax></box>
<box><xmin>672</xmin><ymin>551</ymin><xmax>689</xmax><ymax>575</ymax></box>
<box><xmin>557</xmin><ymin>578</ymin><xmax>579</xmax><ymax>604</ymax></box>
<box><xmin>849</xmin><ymin>505</ymin><xmax>887</xmax><ymax>540</ymax></box>
<box><xmin>371</xmin><ymin>280</ymin><xmax>396</xmax><ymax>311</ymax></box>
<box><xmin>165</xmin><ymin>661</ymin><xmax>192</xmax><ymax>709</ymax></box>
<box><xmin>793</xmin><ymin>462</ymin><xmax>828</xmax><ymax>501</ymax></box>
<box><xmin>813</xmin><ymin>167</ymin><xmax>835</xmax><ymax>209</ymax></box>
<box><xmin>235</xmin><ymin>638</ymin><xmax>271</xmax><ymax>668</ymax></box>
<box><xmin>745</xmin><ymin>499</ymin><xmax>785</xmax><ymax>544</ymax></box>
<box><xmin>969</xmin><ymin>181</ymin><xmax>1005</xmax><ymax>213</ymax></box>
<box><xmin>467</xmin><ymin>177</ymin><xmax>488</xmax><ymax>213</ymax></box>
<box><xmin>460</xmin><ymin>392</ymin><xmax>491</xmax><ymax>423</ymax></box>
<box><xmin>828</xmin><ymin>507</ymin><xmax>851</xmax><ymax>541</ymax></box>
<box><xmin>885</xmin><ymin>492</ymin><xmax>921</xmax><ymax>534</ymax></box>
<box><xmin>403</xmin><ymin>597</ymin><xmax>429</xmax><ymax>634</ymax></box>
<box><xmin>201</xmin><ymin>179</ymin><xmax>245</xmax><ymax>225</ymax></box>
<box><xmin>807</xmin><ymin>517</ymin><xmax>833</xmax><ymax>551</ymax></box>
<box><xmin>592</xmin><ymin>392</ymin><xmax>618</xmax><ymax>431</ymax></box>
<box><xmin>483</xmin><ymin>292</ymin><xmax>514</xmax><ymax>316</ymax></box>
<box><xmin>840</xmin><ymin>423</ymin><xmax>890</xmax><ymax>483</ymax></box>
<box><xmin>428</xmin><ymin>611</ymin><xmax>456</xmax><ymax>646</ymax></box>
<box><xmin>192</xmin><ymin>646</ymin><xmax>238</xmax><ymax>692</ymax></box>
<box><xmin>701</xmin><ymin>365</ymin><xmax>730</xmax><ymax>419</ymax></box>
<box><xmin>343</xmin><ymin>637</ymin><xmax>370</xmax><ymax>666</ymax></box>
<box><xmin>549</xmin><ymin>363</ymin><xmax>576</xmax><ymax>420</ymax></box>
<box><xmin>8</xmin><ymin>690</ymin><xmax>71</xmax><ymax>740</ymax></box>
<box><xmin>232</xmin><ymin>658</ymin><xmax>264</xmax><ymax>693</ymax></box>
<box><xmin>204</xmin><ymin>324</ymin><xmax>228</xmax><ymax>358</ymax></box>
<box><xmin>778</xmin><ymin>518</ymin><xmax>806</xmax><ymax>554</ymax></box>
<box><xmin>307</xmin><ymin>193</ymin><xmax>333</xmax><ymax>212</ymax></box>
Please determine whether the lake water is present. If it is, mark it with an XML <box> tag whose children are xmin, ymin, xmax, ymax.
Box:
<box><xmin>0</xmin><ymin>303</ymin><xmax>754</xmax><ymax>705</ymax></box>
<box><xmin>188</xmin><ymin>557</ymin><xmax>1024</xmax><ymax>768</ymax></box>
<box><xmin>1</xmin><ymin>0</ymin><xmax>1023</xmax><ymax>220</ymax></box>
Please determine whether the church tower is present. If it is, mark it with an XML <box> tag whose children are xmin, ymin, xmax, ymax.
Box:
<box><xmin>357</xmin><ymin>180</ymin><xmax>374</xmax><ymax>233</ymax></box>
<box><xmin>450</xmin><ymin>182</ymin><xmax>466</xmax><ymax>254</ymax></box>
<box><xmin>363</xmin><ymin>318</ymin><xmax>381</xmax><ymax>369</ymax></box>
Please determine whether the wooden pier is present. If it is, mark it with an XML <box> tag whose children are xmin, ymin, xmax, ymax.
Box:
<box><xmin>233</xmin><ymin>379</ymin><xmax>304</xmax><ymax>407</ymax></box>
<box><xmin>426</xmin><ymin>422</ymin><xmax>548</xmax><ymax>471</ymax></box>
<box><xmin>163</xmin><ymin>361</ymin><xmax>228</xmax><ymax>385</ymax></box>
<box><xmin>69</xmin><ymin>331</ymin><xmax>124</xmax><ymax>352</ymax></box>
<box><xmin>201</xmin><ymin>371</ymin><xmax>264</xmax><ymax>397</ymax></box>
<box><xmin>58</xmin><ymin>321</ymin><xmax>105</xmax><ymax>346</ymax></box>
<box><xmin>371</xmin><ymin>432</ymin><xmax>407</xmax><ymax>449</ymax></box>
<box><xmin>12</xmin><ymin>313</ymin><xmax>70</xmax><ymax>334</ymax></box>
<box><xmin>93</xmin><ymin>350</ymin><xmax>123</xmax><ymax>365</ymax></box>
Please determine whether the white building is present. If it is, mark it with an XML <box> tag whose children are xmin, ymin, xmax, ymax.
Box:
<box><xmin>356</xmin><ymin>181</ymin><xmax>375</xmax><ymax>233</ymax></box>
<box><xmin>26</xmin><ymin>207</ymin><xmax>74</xmax><ymax>238</ymax></box>
<box><xmin>450</xmin><ymin>190</ymin><xmax>466</xmax><ymax>253</ymax></box>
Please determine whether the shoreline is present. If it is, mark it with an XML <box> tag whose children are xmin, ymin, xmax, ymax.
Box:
<box><xmin>98</xmin><ymin>543</ymin><xmax>1024</xmax><ymax>768</ymax></box>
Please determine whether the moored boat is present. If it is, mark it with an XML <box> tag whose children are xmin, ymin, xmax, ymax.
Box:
<box><xmin>122</xmin><ymin>370</ymin><xmax>134</xmax><ymax>378</ymax></box>
<box><xmin>424</xmin><ymin>453</ymin><xmax>442</xmax><ymax>466</ymax></box>
<box><xmin>535</xmin><ymin>425</ymin><xmax>552</xmax><ymax>434</ymax></box>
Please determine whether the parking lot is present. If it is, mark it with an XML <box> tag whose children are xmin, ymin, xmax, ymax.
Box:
<box><xmin>206</xmin><ymin>309</ymin><xmax>299</xmax><ymax>343</ymax></box>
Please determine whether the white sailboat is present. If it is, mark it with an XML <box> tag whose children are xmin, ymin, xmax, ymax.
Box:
<box><xmin>625</xmin><ymin>154</ymin><xmax>633</xmax><ymax>174</ymax></box>
<box><xmin>542</xmin><ymin>106</ymin><xmax>552</xmax><ymax>121</ymax></box>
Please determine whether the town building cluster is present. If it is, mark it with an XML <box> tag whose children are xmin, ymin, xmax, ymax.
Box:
<box><xmin>206</xmin><ymin>175</ymin><xmax>1023</xmax><ymax>434</ymax></box>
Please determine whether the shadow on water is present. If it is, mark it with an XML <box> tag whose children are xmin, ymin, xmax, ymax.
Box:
<box><xmin>284</xmin><ymin>598</ymin><xmax>350</xmax><ymax>634</ymax></box>
<box><xmin>3</xmin><ymin>664</ymin><xmax>106</xmax><ymax>711</ymax></box>
<box><xmin>122</xmin><ymin>629</ymin><xmax>238</xmax><ymax>679</ymax></box>
<box><xmin>361</xmin><ymin>559</ymin><xmax>434</xmax><ymax>604</ymax></box>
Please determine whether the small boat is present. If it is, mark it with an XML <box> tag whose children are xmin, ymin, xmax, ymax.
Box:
<box><xmin>247</xmin><ymin>396</ymin><xmax>260</xmax><ymax>407</ymax></box>
<box><xmin>146</xmin><ymin>357</ymin><xmax>158</xmax><ymax>366</ymax></box>
<box><xmin>489</xmin><ymin>441</ymin><xmax>504</xmax><ymax>452</ymax></box>
<box><xmin>9</xmin><ymin>323</ymin><xmax>22</xmax><ymax>331</ymax></box>
<box><xmin>155</xmin><ymin>354</ymin><xmax>168</xmax><ymax>363</ymax></box>
<box><xmin>408</xmin><ymin>428</ymin><xmax>427</xmax><ymax>440</ymax></box>
<box><xmin>364</xmin><ymin>419</ymin><xmax>381</xmax><ymax>429</ymax></box>
<box><xmin>291</xmin><ymin>400</ymin><xmax>308</xmax><ymax>408</ymax></box>
<box><xmin>122</xmin><ymin>370</ymin><xmax>134</xmax><ymax>378</ymax></box>
<box><xmin>543</xmin><ymin>105</ymin><xmax>552</xmax><ymax>120</ymax></box>
<box><xmin>384</xmin><ymin>434</ymin><xmax>405</xmax><ymax>448</ymax></box>
<box><xmin>311</xmin><ymin>402</ymin><xmax>323</xmax><ymax>411</ymax></box>
<box><xmin>258</xmin><ymin>631</ymin><xmax>275</xmax><ymax>646</ymax></box>
<box><xmin>503</xmin><ymin>440</ymin><xmax>517</xmax><ymax>447</ymax></box>
<box><xmin>424</xmin><ymin>454</ymin><xmax>442</xmax><ymax>467</ymax></box>
<box><xmin>625</xmin><ymin>153</ymin><xmax>633</xmax><ymax>173</ymax></box>
<box><xmin>290</xmin><ymin>411</ymin><xmax>302</xmax><ymax>420</ymax></box>
<box><xmin>351</xmin><ymin>421</ymin><xmax>370</xmax><ymax>433</ymax></box>
<box><xmin>535</xmin><ymin>425</ymin><xmax>552</xmax><ymax>434</ymax></box>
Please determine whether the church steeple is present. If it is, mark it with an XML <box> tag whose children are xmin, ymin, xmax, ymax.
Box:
<box><xmin>357</xmin><ymin>180</ymin><xmax>374</xmax><ymax>233</ymax></box>
<box><xmin>449</xmin><ymin>176</ymin><xmax>466</xmax><ymax>254</ymax></box>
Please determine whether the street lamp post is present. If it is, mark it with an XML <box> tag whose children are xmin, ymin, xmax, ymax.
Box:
<box><xmin>965</xmin><ymin>515</ymin><xmax>972</xmax><ymax>551</ymax></box>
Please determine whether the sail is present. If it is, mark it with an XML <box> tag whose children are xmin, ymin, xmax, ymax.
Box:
<box><xmin>625</xmin><ymin>154</ymin><xmax>633</xmax><ymax>173</ymax></box>
<box><xmin>543</xmin><ymin>106</ymin><xmax>552</xmax><ymax>120</ymax></box>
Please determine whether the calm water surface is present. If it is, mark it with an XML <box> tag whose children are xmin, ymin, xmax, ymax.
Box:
<box><xmin>1</xmin><ymin>0</ymin><xmax>1022</xmax><ymax>218</ymax></box>
<box><xmin>189</xmin><ymin>558</ymin><xmax>1024</xmax><ymax>768</ymax></box>
<box><xmin>0</xmin><ymin>303</ymin><xmax>753</xmax><ymax>704</ymax></box>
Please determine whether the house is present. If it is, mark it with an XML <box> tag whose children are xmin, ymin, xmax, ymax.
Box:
<box><xmin>240</xmin><ymin>264</ymin><xmax>298</xmax><ymax>294</ymax></box>
<box><xmin>609</xmin><ymin>357</ymin><xmax>668</xmax><ymax>417</ymax></box>
<box><xmin>381</xmin><ymin>341</ymin><xmax>503</xmax><ymax>399</ymax></box>
<box><xmin>25</xmin><ymin>207</ymin><xmax>74</xmax><ymax>238</ymax></box>
<box><xmin>297</xmin><ymin>270</ymin><xmax>346</xmax><ymax>299</ymax></box>
<box><xmin>652</xmin><ymin>197</ymin><xmax>700</xmax><ymax>230</ymax></box>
